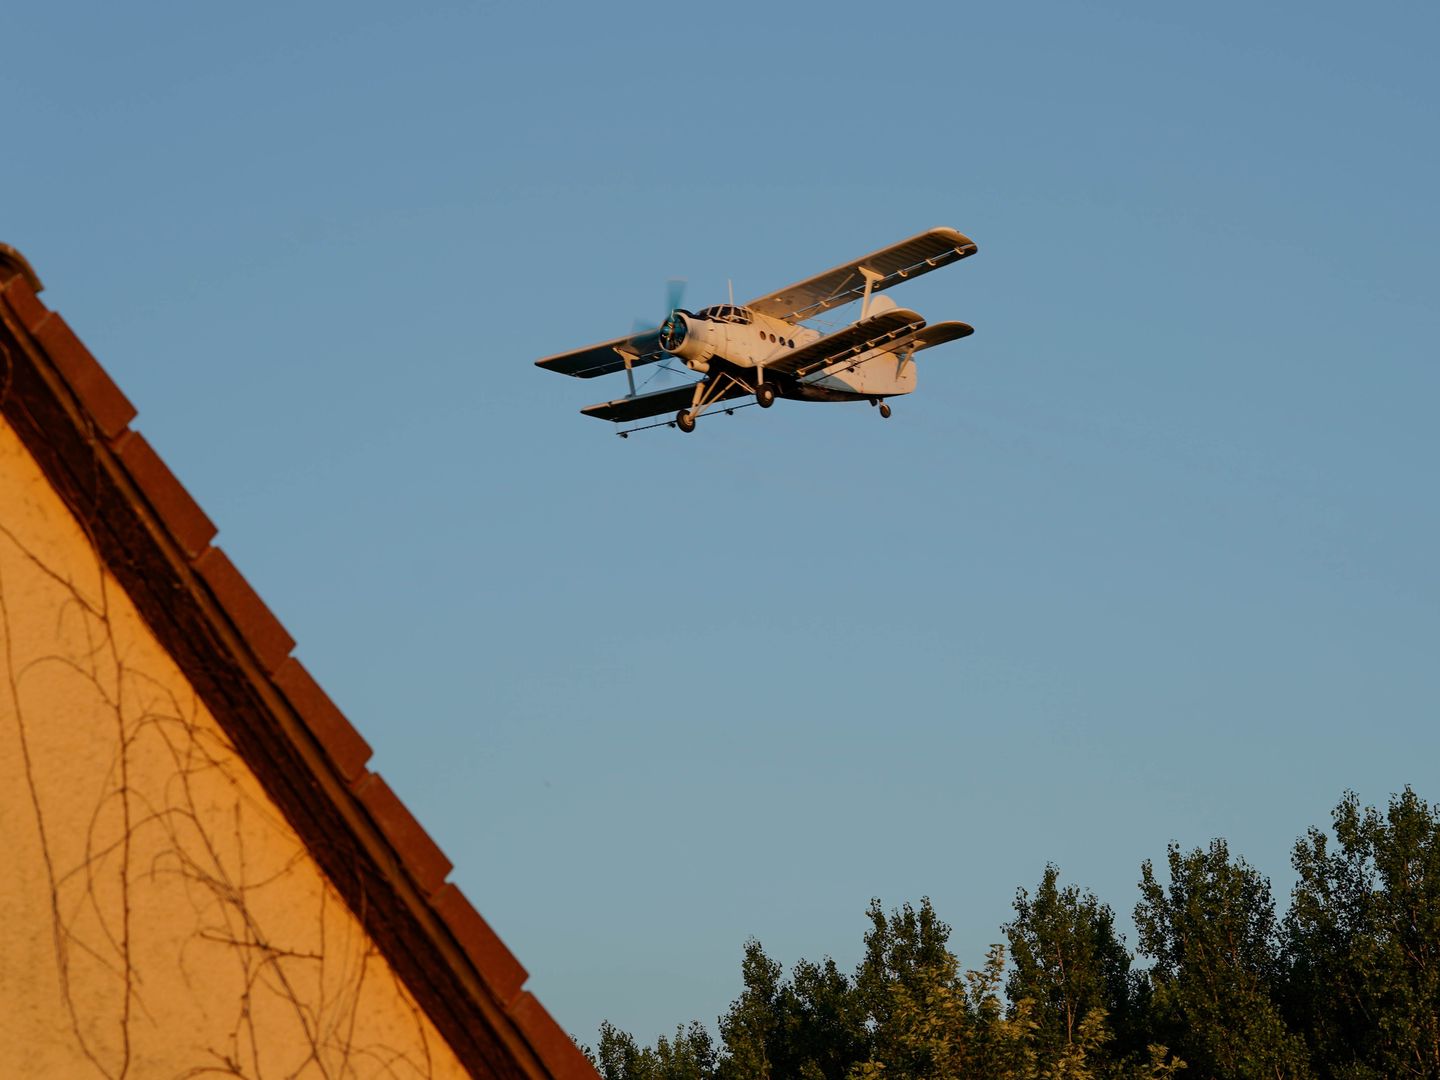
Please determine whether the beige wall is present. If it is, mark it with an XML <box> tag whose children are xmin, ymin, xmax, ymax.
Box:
<box><xmin>0</xmin><ymin>417</ymin><xmax>471</xmax><ymax>1080</ymax></box>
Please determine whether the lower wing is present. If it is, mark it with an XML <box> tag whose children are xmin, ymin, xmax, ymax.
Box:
<box><xmin>580</xmin><ymin>381</ymin><xmax>750</xmax><ymax>423</ymax></box>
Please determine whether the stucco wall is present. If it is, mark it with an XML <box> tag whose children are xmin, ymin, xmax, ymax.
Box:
<box><xmin>0</xmin><ymin>416</ymin><xmax>471</xmax><ymax>1079</ymax></box>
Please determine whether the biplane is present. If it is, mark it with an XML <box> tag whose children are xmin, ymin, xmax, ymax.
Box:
<box><xmin>535</xmin><ymin>227</ymin><xmax>978</xmax><ymax>434</ymax></box>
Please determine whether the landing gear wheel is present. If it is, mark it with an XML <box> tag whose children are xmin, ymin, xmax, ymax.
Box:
<box><xmin>879</xmin><ymin>403</ymin><xmax>892</xmax><ymax>419</ymax></box>
<box><xmin>675</xmin><ymin>410</ymin><xmax>696</xmax><ymax>433</ymax></box>
<box><xmin>755</xmin><ymin>384</ymin><xmax>776</xmax><ymax>408</ymax></box>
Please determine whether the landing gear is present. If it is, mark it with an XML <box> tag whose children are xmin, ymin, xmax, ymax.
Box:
<box><xmin>879</xmin><ymin>402</ymin><xmax>892</xmax><ymax>419</ymax></box>
<box><xmin>671</xmin><ymin>370</ymin><xmax>773</xmax><ymax>433</ymax></box>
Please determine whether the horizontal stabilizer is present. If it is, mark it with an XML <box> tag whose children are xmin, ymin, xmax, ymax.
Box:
<box><xmin>905</xmin><ymin>321</ymin><xmax>974</xmax><ymax>352</ymax></box>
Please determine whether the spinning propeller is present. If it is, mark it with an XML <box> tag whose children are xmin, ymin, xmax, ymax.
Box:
<box><xmin>631</xmin><ymin>278</ymin><xmax>689</xmax><ymax>388</ymax></box>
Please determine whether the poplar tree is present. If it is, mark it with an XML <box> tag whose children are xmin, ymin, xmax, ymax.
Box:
<box><xmin>1005</xmin><ymin>864</ymin><xmax>1139</xmax><ymax>1064</ymax></box>
<box><xmin>1286</xmin><ymin>788</ymin><xmax>1440</xmax><ymax>1078</ymax></box>
<box><xmin>1135</xmin><ymin>841</ymin><xmax>1311</xmax><ymax>1079</ymax></box>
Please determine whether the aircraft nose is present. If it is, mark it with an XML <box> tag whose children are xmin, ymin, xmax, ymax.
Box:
<box><xmin>659</xmin><ymin>311</ymin><xmax>688</xmax><ymax>353</ymax></box>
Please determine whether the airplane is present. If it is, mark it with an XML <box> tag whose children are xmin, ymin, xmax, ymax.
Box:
<box><xmin>535</xmin><ymin>227</ymin><xmax>978</xmax><ymax>435</ymax></box>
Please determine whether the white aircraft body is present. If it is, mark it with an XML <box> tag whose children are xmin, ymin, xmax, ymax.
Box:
<box><xmin>536</xmin><ymin>227</ymin><xmax>978</xmax><ymax>434</ymax></box>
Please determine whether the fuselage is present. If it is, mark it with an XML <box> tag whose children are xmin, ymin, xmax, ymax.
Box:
<box><xmin>660</xmin><ymin>303</ymin><xmax>918</xmax><ymax>400</ymax></box>
<box><xmin>660</xmin><ymin>304</ymin><xmax>819</xmax><ymax>369</ymax></box>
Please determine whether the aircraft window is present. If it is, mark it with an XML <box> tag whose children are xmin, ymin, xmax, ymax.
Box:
<box><xmin>787</xmin><ymin>339</ymin><xmax>794</xmax><ymax>348</ymax></box>
<box><xmin>692</xmin><ymin>305</ymin><xmax>752</xmax><ymax>325</ymax></box>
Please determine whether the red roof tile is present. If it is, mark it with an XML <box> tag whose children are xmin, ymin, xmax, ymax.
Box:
<box><xmin>112</xmin><ymin>429</ymin><xmax>218</xmax><ymax>557</ymax></box>
<box><xmin>354</xmin><ymin>772</ymin><xmax>456</xmax><ymax>896</ymax></box>
<box><xmin>193</xmin><ymin>545</ymin><xmax>298</xmax><ymax>674</ymax></box>
<box><xmin>273</xmin><ymin>657</ymin><xmax>374</xmax><ymax>781</ymax></box>
<box><xmin>33</xmin><ymin>310</ymin><xmax>137</xmax><ymax>437</ymax></box>
<box><xmin>432</xmin><ymin>882</ymin><xmax>530</xmax><ymax>1007</ymax></box>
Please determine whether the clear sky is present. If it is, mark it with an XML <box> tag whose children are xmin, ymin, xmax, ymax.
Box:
<box><xmin>6</xmin><ymin>0</ymin><xmax>1438</xmax><ymax>1049</ymax></box>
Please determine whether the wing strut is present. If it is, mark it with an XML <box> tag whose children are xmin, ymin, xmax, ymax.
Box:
<box><xmin>614</xmin><ymin>344</ymin><xmax>638</xmax><ymax>396</ymax></box>
<box><xmin>858</xmin><ymin>267</ymin><xmax>883</xmax><ymax>321</ymax></box>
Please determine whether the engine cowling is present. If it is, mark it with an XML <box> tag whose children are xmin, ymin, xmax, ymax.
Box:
<box><xmin>658</xmin><ymin>310</ymin><xmax>687</xmax><ymax>353</ymax></box>
<box><xmin>660</xmin><ymin>312</ymin><xmax>715</xmax><ymax>372</ymax></box>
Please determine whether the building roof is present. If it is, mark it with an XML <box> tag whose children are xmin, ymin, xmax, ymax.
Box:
<box><xmin>0</xmin><ymin>245</ymin><xmax>597</xmax><ymax>1080</ymax></box>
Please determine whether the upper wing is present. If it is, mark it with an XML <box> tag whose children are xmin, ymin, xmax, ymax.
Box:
<box><xmin>744</xmin><ymin>227</ymin><xmax>978</xmax><ymax>325</ymax></box>
<box><xmin>765</xmin><ymin>308</ymin><xmax>928</xmax><ymax>377</ymax></box>
<box><xmin>580</xmin><ymin>380</ymin><xmax>750</xmax><ymax>423</ymax></box>
<box><xmin>535</xmin><ymin>329</ymin><xmax>666</xmax><ymax>379</ymax></box>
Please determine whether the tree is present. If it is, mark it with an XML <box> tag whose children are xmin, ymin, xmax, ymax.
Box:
<box><xmin>1005</xmin><ymin>865</ymin><xmax>1140</xmax><ymax>1066</ymax></box>
<box><xmin>1286</xmin><ymin>788</ymin><xmax>1440</xmax><ymax>1079</ymax></box>
<box><xmin>854</xmin><ymin>897</ymin><xmax>956</xmax><ymax>1050</ymax></box>
<box><xmin>717</xmin><ymin>940</ymin><xmax>784</xmax><ymax>1080</ymax></box>
<box><xmin>1135</xmin><ymin>840</ymin><xmax>1311</xmax><ymax>1079</ymax></box>
<box><xmin>714</xmin><ymin>938</ymin><xmax>870</xmax><ymax>1080</ymax></box>
<box><xmin>594</xmin><ymin>789</ymin><xmax>1440</xmax><ymax>1080</ymax></box>
<box><xmin>597</xmin><ymin>1020</ymin><xmax>717</xmax><ymax>1080</ymax></box>
<box><xmin>774</xmin><ymin>956</ymin><xmax>868</xmax><ymax>1080</ymax></box>
<box><xmin>848</xmin><ymin>942</ymin><xmax>1039</xmax><ymax>1080</ymax></box>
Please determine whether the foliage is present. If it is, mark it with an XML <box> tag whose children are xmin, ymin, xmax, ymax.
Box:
<box><xmin>1135</xmin><ymin>839</ymin><xmax>1311</xmax><ymax>1079</ymax></box>
<box><xmin>594</xmin><ymin>790</ymin><xmax>1440</xmax><ymax>1080</ymax></box>
<box><xmin>1005</xmin><ymin>865</ymin><xmax>1141</xmax><ymax>1064</ymax></box>
<box><xmin>597</xmin><ymin>1020</ymin><xmax>718</xmax><ymax>1080</ymax></box>
<box><xmin>713</xmin><ymin>939</ymin><xmax>869</xmax><ymax>1080</ymax></box>
<box><xmin>1286</xmin><ymin>787</ymin><xmax>1440</xmax><ymax>1079</ymax></box>
<box><xmin>847</xmin><ymin>941</ymin><xmax>1039</xmax><ymax>1080</ymax></box>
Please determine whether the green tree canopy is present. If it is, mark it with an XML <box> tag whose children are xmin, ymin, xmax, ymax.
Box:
<box><xmin>1286</xmin><ymin>787</ymin><xmax>1440</xmax><ymax>1079</ymax></box>
<box><xmin>597</xmin><ymin>1020</ymin><xmax>717</xmax><ymax>1080</ymax></box>
<box><xmin>590</xmin><ymin>789</ymin><xmax>1438</xmax><ymax>1080</ymax></box>
<box><xmin>1005</xmin><ymin>864</ymin><xmax>1139</xmax><ymax>1062</ymax></box>
<box><xmin>1135</xmin><ymin>840</ymin><xmax>1310</xmax><ymax>1079</ymax></box>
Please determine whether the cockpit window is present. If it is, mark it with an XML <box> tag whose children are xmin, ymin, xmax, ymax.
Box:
<box><xmin>697</xmin><ymin>305</ymin><xmax>752</xmax><ymax>324</ymax></box>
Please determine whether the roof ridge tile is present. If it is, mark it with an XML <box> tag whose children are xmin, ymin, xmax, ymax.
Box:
<box><xmin>353</xmin><ymin>772</ymin><xmax>455</xmax><ymax>896</ymax></box>
<box><xmin>34</xmin><ymin>310</ymin><xmax>136</xmax><ymax>437</ymax></box>
<box><xmin>431</xmin><ymin>882</ymin><xmax>529</xmax><ymax>1007</ymax></box>
<box><xmin>193</xmin><ymin>546</ymin><xmax>298</xmax><ymax>675</ymax></box>
<box><xmin>511</xmin><ymin>992</ymin><xmax>598</xmax><ymax>1080</ymax></box>
<box><xmin>273</xmin><ymin>657</ymin><xmax>374</xmax><ymax>781</ymax></box>
<box><xmin>0</xmin><ymin>273</ymin><xmax>48</xmax><ymax>332</ymax></box>
<box><xmin>111</xmin><ymin>429</ymin><xmax>218</xmax><ymax>558</ymax></box>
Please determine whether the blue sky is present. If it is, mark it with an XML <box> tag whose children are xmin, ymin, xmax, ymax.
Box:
<box><xmin>6</xmin><ymin>0</ymin><xmax>1438</xmax><ymax>1047</ymax></box>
